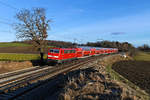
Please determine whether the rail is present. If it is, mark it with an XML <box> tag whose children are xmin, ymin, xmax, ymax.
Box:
<box><xmin>0</xmin><ymin>54</ymin><xmax>111</xmax><ymax>100</ymax></box>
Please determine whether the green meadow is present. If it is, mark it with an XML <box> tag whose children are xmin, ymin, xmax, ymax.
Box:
<box><xmin>0</xmin><ymin>53</ymin><xmax>47</xmax><ymax>61</ymax></box>
<box><xmin>133</xmin><ymin>52</ymin><xmax>150</xmax><ymax>61</ymax></box>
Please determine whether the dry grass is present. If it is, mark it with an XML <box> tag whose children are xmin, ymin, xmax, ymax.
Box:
<box><xmin>0</xmin><ymin>61</ymin><xmax>33</xmax><ymax>74</ymax></box>
<box><xmin>59</xmin><ymin>69</ymin><xmax>139</xmax><ymax>100</ymax></box>
<box><xmin>59</xmin><ymin>54</ymin><xmax>148</xmax><ymax>100</ymax></box>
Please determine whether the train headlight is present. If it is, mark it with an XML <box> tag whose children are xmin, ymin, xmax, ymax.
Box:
<box><xmin>48</xmin><ymin>55</ymin><xmax>58</xmax><ymax>58</ymax></box>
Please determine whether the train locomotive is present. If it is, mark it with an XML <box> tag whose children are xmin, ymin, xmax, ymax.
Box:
<box><xmin>47</xmin><ymin>46</ymin><xmax>118</xmax><ymax>63</ymax></box>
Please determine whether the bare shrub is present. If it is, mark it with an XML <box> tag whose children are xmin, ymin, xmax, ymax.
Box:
<box><xmin>59</xmin><ymin>55</ymin><xmax>144</xmax><ymax>100</ymax></box>
<box><xmin>59</xmin><ymin>93</ymin><xmax>71</xmax><ymax>100</ymax></box>
<box><xmin>79</xmin><ymin>73</ymin><xmax>85</xmax><ymax>82</ymax></box>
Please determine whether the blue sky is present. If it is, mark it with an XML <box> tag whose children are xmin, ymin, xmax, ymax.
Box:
<box><xmin>0</xmin><ymin>0</ymin><xmax>150</xmax><ymax>46</ymax></box>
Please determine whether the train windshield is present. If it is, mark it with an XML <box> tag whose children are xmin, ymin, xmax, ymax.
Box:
<box><xmin>49</xmin><ymin>49</ymin><xmax>59</xmax><ymax>53</ymax></box>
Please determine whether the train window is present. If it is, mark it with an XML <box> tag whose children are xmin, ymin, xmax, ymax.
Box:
<box><xmin>50</xmin><ymin>49</ymin><xmax>59</xmax><ymax>53</ymax></box>
<box><xmin>68</xmin><ymin>50</ymin><xmax>71</xmax><ymax>53</ymax></box>
<box><xmin>73</xmin><ymin>50</ymin><xmax>75</xmax><ymax>53</ymax></box>
<box><xmin>64</xmin><ymin>50</ymin><xmax>75</xmax><ymax>53</ymax></box>
<box><xmin>54</xmin><ymin>50</ymin><xmax>59</xmax><ymax>53</ymax></box>
<box><xmin>70</xmin><ymin>50</ymin><xmax>73</xmax><ymax>53</ymax></box>
<box><xmin>69</xmin><ymin>50</ymin><xmax>75</xmax><ymax>53</ymax></box>
<box><xmin>64</xmin><ymin>50</ymin><xmax>68</xmax><ymax>54</ymax></box>
<box><xmin>50</xmin><ymin>49</ymin><xmax>53</xmax><ymax>53</ymax></box>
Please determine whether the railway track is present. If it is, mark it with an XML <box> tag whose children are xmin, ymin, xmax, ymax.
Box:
<box><xmin>0</xmin><ymin>66</ymin><xmax>47</xmax><ymax>80</ymax></box>
<box><xmin>0</xmin><ymin>54</ymin><xmax>109</xmax><ymax>100</ymax></box>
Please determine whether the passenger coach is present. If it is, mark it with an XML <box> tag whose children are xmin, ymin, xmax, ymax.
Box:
<box><xmin>47</xmin><ymin>46</ymin><xmax>118</xmax><ymax>63</ymax></box>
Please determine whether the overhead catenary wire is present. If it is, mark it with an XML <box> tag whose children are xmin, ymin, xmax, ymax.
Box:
<box><xmin>0</xmin><ymin>0</ymin><xmax>18</xmax><ymax>26</ymax></box>
<box><xmin>0</xmin><ymin>17</ymin><xmax>14</xmax><ymax>22</ymax></box>
<box><xmin>0</xmin><ymin>0</ymin><xmax>18</xmax><ymax>41</ymax></box>
<box><xmin>0</xmin><ymin>0</ymin><xmax>19</xmax><ymax>11</ymax></box>
<box><xmin>0</xmin><ymin>20</ymin><xmax>13</xmax><ymax>26</ymax></box>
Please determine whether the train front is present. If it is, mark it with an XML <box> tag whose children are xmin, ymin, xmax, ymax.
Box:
<box><xmin>47</xmin><ymin>48</ymin><xmax>61</xmax><ymax>63</ymax></box>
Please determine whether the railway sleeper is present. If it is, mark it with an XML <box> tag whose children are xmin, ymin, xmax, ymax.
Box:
<box><xmin>0</xmin><ymin>54</ymin><xmax>115</xmax><ymax>100</ymax></box>
<box><xmin>1</xmin><ymin>83</ymin><xmax>38</xmax><ymax>100</ymax></box>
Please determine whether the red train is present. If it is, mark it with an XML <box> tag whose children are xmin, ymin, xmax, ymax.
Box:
<box><xmin>47</xmin><ymin>46</ymin><xmax>118</xmax><ymax>63</ymax></box>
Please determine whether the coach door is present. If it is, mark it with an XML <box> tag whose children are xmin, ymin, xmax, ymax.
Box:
<box><xmin>64</xmin><ymin>50</ymin><xmax>69</xmax><ymax>59</ymax></box>
<box><xmin>61</xmin><ymin>50</ymin><xmax>64</xmax><ymax>60</ymax></box>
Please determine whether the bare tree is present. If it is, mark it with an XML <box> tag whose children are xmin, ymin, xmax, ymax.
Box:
<box><xmin>14</xmin><ymin>8</ymin><xmax>51</xmax><ymax>62</ymax></box>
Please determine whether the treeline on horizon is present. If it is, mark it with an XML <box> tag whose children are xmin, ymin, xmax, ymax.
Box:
<box><xmin>12</xmin><ymin>40</ymin><xmax>150</xmax><ymax>53</ymax></box>
<box><xmin>138</xmin><ymin>44</ymin><xmax>150</xmax><ymax>52</ymax></box>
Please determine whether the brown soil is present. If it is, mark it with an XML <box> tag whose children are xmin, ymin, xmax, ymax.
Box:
<box><xmin>0</xmin><ymin>47</ymin><xmax>38</xmax><ymax>54</ymax></box>
<box><xmin>0</xmin><ymin>47</ymin><xmax>48</xmax><ymax>54</ymax></box>
<box><xmin>0</xmin><ymin>61</ymin><xmax>33</xmax><ymax>74</ymax></box>
<box><xmin>112</xmin><ymin>60</ymin><xmax>150</xmax><ymax>94</ymax></box>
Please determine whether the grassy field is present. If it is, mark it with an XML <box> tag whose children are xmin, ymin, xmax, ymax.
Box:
<box><xmin>0</xmin><ymin>42</ymin><xmax>49</xmax><ymax>61</ymax></box>
<box><xmin>0</xmin><ymin>53</ymin><xmax>47</xmax><ymax>61</ymax></box>
<box><xmin>0</xmin><ymin>42</ymin><xmax>31</xmax><ymax>47</ymax></box>
<box><xmin>0</xmin><ymin>42</ymin><xmax>56</xmax><ymax>48</ymax></box>
<box><xmin>133</xmin><ymin>52</ymin><xmax>150</xmax><ymax>61</ymax></box>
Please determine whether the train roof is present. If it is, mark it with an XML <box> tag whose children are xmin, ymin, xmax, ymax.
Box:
<box><xmin>77</xmin><ymin>46</ymin><xmax>92</xmax><ymax>49</ymax></box>
<box><xmin>77</xmin><ymin>46</ymin><xmax>117</xmax><ymax>50</ymax></box>
<box><xmin>49</xmin><ymin>48</ymin><xmax>76</xmax><ymax>50</ymax></box>
<box><xmin>49</xmin><ymin>46</ymin><xmax>118</xmax><ymax>50</ymax></box>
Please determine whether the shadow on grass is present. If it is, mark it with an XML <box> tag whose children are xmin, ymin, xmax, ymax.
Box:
<box><xmin>30</xmin><ymin>59</ymin><xmax>57</xmax><ymax>67</ymax></box>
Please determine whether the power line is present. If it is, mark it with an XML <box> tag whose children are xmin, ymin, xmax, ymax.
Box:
<box><xmin>0</xmin><ymin>30</ymin><xmax>13</xmax><ymax>33</ymax></box>
<box><xmin>0</xmin><ymin>0</ymin><xmax>17</xmax><ymax>38</ymax></box>
<box><xmin>0</xmin><ymin>0</ymin><xmax>18</xmax><ymax>25</ymax></box>
<box><xmin>0</xmin><ymin>0</ymin><xmax>19</xmax><ymax>11</ymax></box>
<box><xmin>0</xmin><ymin>20</ymin><xmax>12</xmax><ymax>26</ymax></box>
<box><xmin>0</xmin><ymin>17</ymin><xmax>14</xmax><ymax>22</ymax></box>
